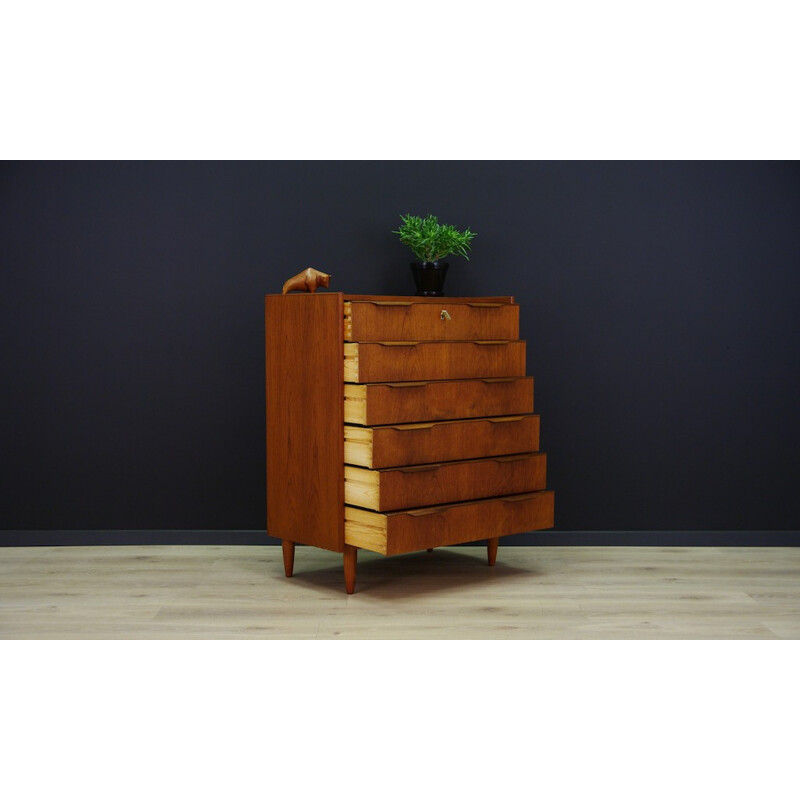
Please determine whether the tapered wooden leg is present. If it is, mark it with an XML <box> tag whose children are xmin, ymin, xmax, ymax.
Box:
<box><xmin>343</xmin><ymin>545</ymin><xmax>358</xmax><ymax>594</ymax></box>
<box><xmin>487</xmin><ymin>537</ymin><xmax>499</xmax><ymax>566</ymax></box>
<box><xmin>282</xmin><ymin>539</ymin><xmax>295</xmax><ymax>577</ymax></box>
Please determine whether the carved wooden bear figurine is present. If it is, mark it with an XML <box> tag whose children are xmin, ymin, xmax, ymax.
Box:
<box><xmin>281</xmin><ymin>268</ymin><xmax>331</xmax><ymax>294</ymax></box>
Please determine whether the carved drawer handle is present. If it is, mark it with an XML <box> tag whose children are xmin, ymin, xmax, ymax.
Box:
<box><xmin>486</xmin><ymin>416</ymin><xmax>525</xmax><ymax>424</ymax></box>
<box><xmin>473</xmin><ymin>340</ymin><xmax>511</xmax><ymax>346</ymax></box>
<box><xmin>384</xmin><ymin>381</ymin><xmax>428</xmax><ymax>388</ymax></box>
<box><xmin>490</xmin><ymin>454</ymin><xmax>534</xmax><ymax>463</ymax></box>
<box><xmin>404</xmin><ymin>507</ymin><xmax>445</xmax><ymax>517</ymax></box>
<box><xmin>501</xmin><ymin>494</ymin><xmax>534</xmax><ymax>503</ymax></box>
<box><xmin>466</xmin><ymin>302</ymin><xmax>504</xmax><ymax>308</ymax></box>
<box><xmin>479</xmin><ymin>377</ymin><xmax>518</xmax><ymax>384</ymax></box>
<box><xmin>398</xmin><ymin>464</ymin><xmax>441</xmax><ymax>474</ymax></box>
<box><xmin>375</xmin><ymin>341</ymin><xmax>419</xmax><ymax>347</ymax></box>
<box><xmin>364</xmin><ymin>301</ymin><xmax>414</xmax><ymax>307</ymax></box>
<box><xmin>387</xmin><ymin>422</ymin><xmax>435</xmax><ymax>431</ymax></box>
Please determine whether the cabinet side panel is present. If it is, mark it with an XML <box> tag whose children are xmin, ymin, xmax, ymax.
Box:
<box><xmin>265</xmin><ymin>293</ymin><xmax>344</xmax><ymax>552</ymax></box>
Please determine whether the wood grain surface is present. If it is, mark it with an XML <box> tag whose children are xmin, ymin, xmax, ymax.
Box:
<box><xmin>344</xmin><ymin>340</ymin><xmax>527</xmax><ymax>383</ymax></box>
<box><xmin>345</xmin><ymin>415</ymin><xmax>540</xmax><ymax>469</ymax></box>
<box><xmin>345</xmin><ymin>490</ymin><xmax>555</xmax><ymax>555</ymax></box>
<box><xmin>344</xmin><ymin>377</ymin><xmax>533</xmax><ymax>425</ymax></box>
<box><xmin>344</xmin><ymin>300</ymin><xmax>519</xmax><ymax>342</ymax></box>
<box><xmin>265</xmin><ymin>293</ymin><xmax>344</xmax><ymax>552</ymax></box>
<box><xmin>345</xmin><ymin>452</ymin><xmax>547</xmax><ymax>511</ymax></box>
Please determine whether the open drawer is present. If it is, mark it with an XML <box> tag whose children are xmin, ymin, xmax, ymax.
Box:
<box><xmin>344</xmin><ymin>340</ymin><xmax>526</xmax><ymax>383</ymax></box>
<box><xmin>345</xmin><ymin>490</ymin><xmax>555</xmax><ymax>555</ymax></box>
<box><xmin>344</xmin><ymin>376</ymin><xmax>533</xmax><ymax>425</ymax></box>
<box><xmin>345</xmin><ymin>452</ymin><xmax>547</xmax><ymax>511</ymax></box>
<box><xmin>344</xmin><ymin>415</ymin><xmax>540</xmax><ymax>469</ymax></box>
<box><xmin>344</xmin><ymin>299</ymin><xmax>519</xmax><ymax>342</ymax></box>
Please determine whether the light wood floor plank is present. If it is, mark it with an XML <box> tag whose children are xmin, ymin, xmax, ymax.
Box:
<box><xmin>1</xmin><ymin>545</ymin><xmax>798</xmax><ymax>639</ymax></box>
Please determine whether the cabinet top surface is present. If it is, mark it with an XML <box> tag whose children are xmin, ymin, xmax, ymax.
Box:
<box><xmin>265</xmin><ymin>293</ymin><xmax>516</xmax><ymax>304</ymax></box>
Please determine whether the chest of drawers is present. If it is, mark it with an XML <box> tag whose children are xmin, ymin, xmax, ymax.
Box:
<box><xmin>265</xmin><ymin>292</ymin><xmax>554</xmax><ymax>593</ymax></box>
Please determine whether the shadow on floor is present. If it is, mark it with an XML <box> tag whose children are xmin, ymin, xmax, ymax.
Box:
<box><xmin>285</xmin><ymin>547</ymin><xmax>537</xmax><ymax>600</ymax></box>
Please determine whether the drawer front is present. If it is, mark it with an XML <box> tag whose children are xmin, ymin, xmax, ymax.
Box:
<box><xmin>344</xmin><ymin>340</ymin><xmax>526</xmax><ymax>383</ymax></box>
<box><xmin>344</xmin><ymin>377</ymin><xmax>533</xmax><ymax>425</ymax></box>
<box><xmin>345</xmin><ymin>452</ymin><xmax>547</xmax><ymax>511</ymax></box>
<box><xmin>345</xmin><ymin>490</ymin><xmax>555</xmax><ymax>555</ymax></box>
<box><xmin>344</xmin><ymin>300</ymin><xmax>519</xmax><ymax>342</ymax></box>
<box><xmin>345</xmin><ymin>415</ymin><xmax>540</xmax><ymax>469</ymax></box>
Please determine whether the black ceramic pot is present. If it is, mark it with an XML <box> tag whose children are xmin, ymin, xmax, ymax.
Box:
<box><xmin>410</xmin><ymin>261</ymin><xmax>449</xmax><ymax>297</ymax></box>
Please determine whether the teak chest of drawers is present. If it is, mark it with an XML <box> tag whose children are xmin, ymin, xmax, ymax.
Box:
<box><xmin>265</xmin><ymin>293</ymin><xmax>554</xmax><ymax>593</ymax></box>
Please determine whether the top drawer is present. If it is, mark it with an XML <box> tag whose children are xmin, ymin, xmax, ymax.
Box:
<box><xmin>344</xmin><ymin>300</ymin><xmax>519</xmax><ymax>342</ymax></box>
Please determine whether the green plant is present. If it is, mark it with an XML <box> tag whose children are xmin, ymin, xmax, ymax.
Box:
<box><xmin>392</xmin><ymin>214</ymin><xmax>476</xmax><ymax>263</ymax></box>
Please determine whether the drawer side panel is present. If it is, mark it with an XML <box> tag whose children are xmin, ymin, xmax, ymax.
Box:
<box><xmin>266</xmin><ymin>292</ymin><xmax>344</xmax><ymax>552</ymax></box>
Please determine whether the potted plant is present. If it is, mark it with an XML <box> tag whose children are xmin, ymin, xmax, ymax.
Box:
<box><xmin>392</xmin><ymin>213</ymin><xmax>476</xmax><ymax>296</ymax></box>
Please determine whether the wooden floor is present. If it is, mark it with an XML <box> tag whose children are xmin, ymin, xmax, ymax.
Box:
<box><xmin>1</xmin><ymin>545</ymin><xmax>798</xmax><ymax>639</ymax></box>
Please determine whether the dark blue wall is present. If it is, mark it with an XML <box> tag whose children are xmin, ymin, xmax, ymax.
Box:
<box><xmin>1</xmin><ymin>162</ymin><xmax>798</xmax><ymax>543</ymax></box>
